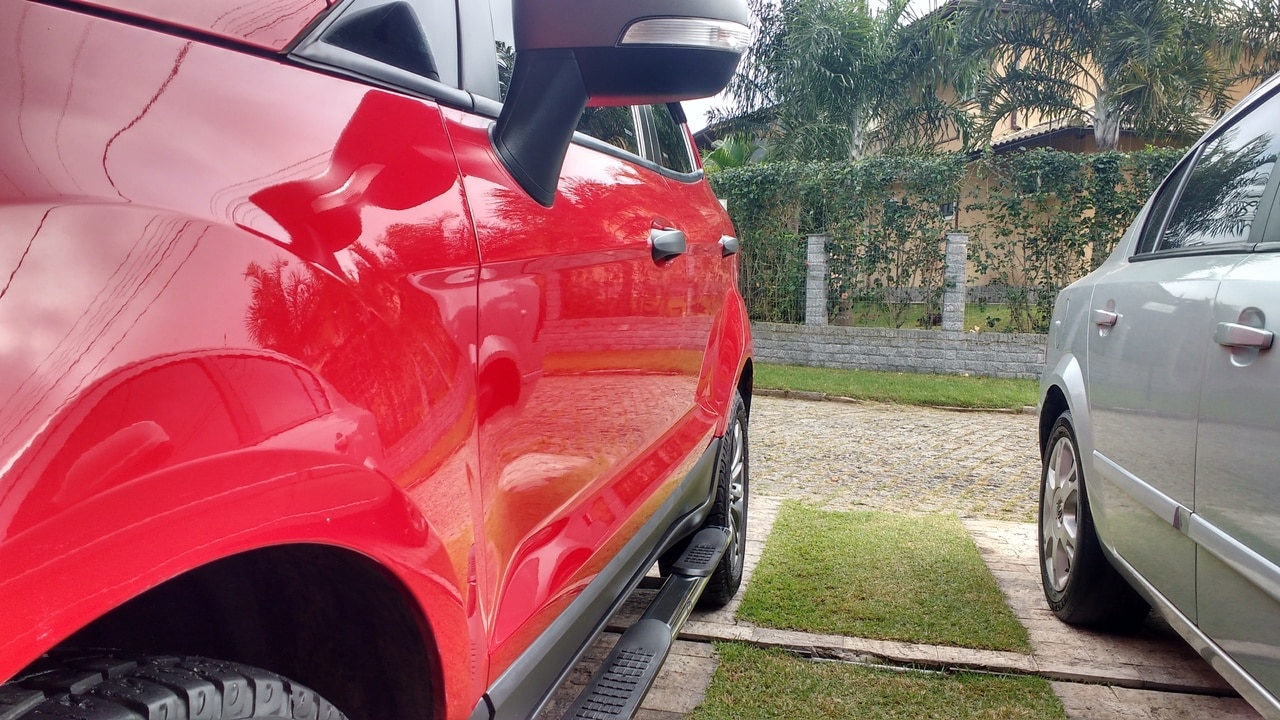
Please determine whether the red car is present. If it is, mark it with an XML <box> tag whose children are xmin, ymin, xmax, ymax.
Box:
<box><xmin>0</xmin><ymin>1</ymin><xmax>753</xmax><ymax>718</ymax></box>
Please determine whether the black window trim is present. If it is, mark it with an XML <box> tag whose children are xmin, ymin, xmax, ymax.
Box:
<box><xmin>290</xmin><ymin>0</ymin><xmax>475</xmax><ymax>112</ymax></box>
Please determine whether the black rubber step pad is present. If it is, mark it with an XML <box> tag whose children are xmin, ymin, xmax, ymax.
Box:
<box><xmin>561</xmin><ymin>620</ymin><xmax>672</xmax><ymax>720</ymax></box>
<box><xmin>669</xmin><ymin>527</ymin><xmax>730</xmax><ymax>578</ymax></box>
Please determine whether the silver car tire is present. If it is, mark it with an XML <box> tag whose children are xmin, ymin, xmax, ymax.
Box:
<box><xmin>1039</xmin><ymin>410</ymin><xmax>1149</xmax><ymax>627</ymax></box>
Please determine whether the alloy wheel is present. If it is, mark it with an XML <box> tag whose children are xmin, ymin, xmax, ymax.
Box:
<box><xmin>727</xmin><ymin>415</ymin><xmax>747</xmax><ymax>577</ymax></box>
<box><xmin>1042</xmin><ymin>433</ymin><xmax>1081</xmax><ymax>593</ymax></box>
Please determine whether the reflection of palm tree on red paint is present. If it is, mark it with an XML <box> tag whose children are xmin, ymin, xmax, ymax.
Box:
<box><xmin>249</xmin><ymin>90</ymin><xmax>456</xmax><ymax>273</ymax></box>
<box><xmin>242</xmin><ymin>90</ymin><xmax>467</xmax><ymax>446</ymax></box>
<box><xmin>243</xmin><ymin>222</ymin><xmax>459</xmax><ymax>447</ymax></box>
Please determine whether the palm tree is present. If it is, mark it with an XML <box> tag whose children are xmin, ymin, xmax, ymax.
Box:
<box><xmin>719</xmin><ymin>0</ymin><xmax>975</xmax><ymax>161</ymax></box>
<box><xmin>702</xmin><ymin>134</ymin><xmax>763</xmax><ymax>173</ymax></box>
<box><xmin>1234</xmin><ymin>0</ymin><xmax>1280</xmax><ymax>86</ymax></box>
<box><xmin>962</xmin><ymin>0</ymin><xmax>1240</xmax><ymax>151</ymax></box>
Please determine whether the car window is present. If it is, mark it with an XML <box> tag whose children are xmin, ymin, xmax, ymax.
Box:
<box><xmin>481</xmin><ymin>0</ymin><xmax>643</xmax><ymax>157</ymax></box>
<box><xmin>1136</xmin><ymin>159</ymin><xmax>1194</xmax><ymax>255</ymax></box>
<box><xmin>648</xmin><ymin>104</ymin><xmax>696</xmax><ymax>174</ymax></box>
<box><xmin>1154</xmin><ymin>92</ymin><xmax>1280</xmax><ymax>253</ymax></box>
<box><xmin>484</xmin><ymin>0</ymin><xmax>514</xmax><ymax>101</ymax></box>
<box><xmin>578</xmin><ymin>107</ymin><xmax>641</xmax><ymax>155</ymax></box>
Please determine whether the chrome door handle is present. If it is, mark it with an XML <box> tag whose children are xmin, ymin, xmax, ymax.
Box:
<box><xmin>1215</xmin><ymin>322</ymin><xmax>1274</xmax><ymax>350</ymax></box>
<box><xmin>1092</xmin><ymin>309</ymin><xmax>1119</xmax><ymax>327</ymax></box>
<box><xmin>650</xmin><ymin>227</ymin><xmax>686</xmax><ymax>262</ymax></box>
<box><xmin>720</xmin><ymin>235</ymin><xmax>740</xmax><ymax>257</ymax></box>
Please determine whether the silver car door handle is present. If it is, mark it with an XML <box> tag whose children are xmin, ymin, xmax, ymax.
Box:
<box><xmin>1215</xmin><ymin>322</ymin><xmax>1275</xmax><ymax>350</ymax></box>
<box><xmin>720</xmin><ymin>235</ymin><xmax>740</xmax><ymax>257</ymax></box>
<box><xmin>650</xmin><ymin>227</ymin><xmax>686</xmax><ymax>262</ymax></box>
<box><xmin>1092</xmin><ymin>309</ymin><xmax>1119</xmax><ymax>327</ymax></box>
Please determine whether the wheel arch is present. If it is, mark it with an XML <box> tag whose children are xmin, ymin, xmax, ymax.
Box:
<box><xmin>58</xmin><ymin>543</ymin><xmax>442</xmax><ymax>720</ymax></box>
<box><xmin>1040</xmin><ymin>351</ymin><xmax>1117</xmax><ymax>547</ymax></box>
<box><xmin>1040</xmin><ymin>352</ymin><xmax>1093</xmax><ymax>461</ymax></box>
<box><xmin>737</xmin><ymin>357</ymin><xmax>754</xmax><ymax>418</ymax></box>
<box><xmin>0</xmin><ymin>454</ymin><xmax>475</xmax><ymax>720</ymax></box>
<box><xmin>707</xmin><ymin>285</ymin><xmax>754</xmax><ymax>434</ymax></box>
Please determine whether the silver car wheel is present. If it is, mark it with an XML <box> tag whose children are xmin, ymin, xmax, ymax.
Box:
<box><xmin>1042</xmin><ymin>432</ymin><xmax>1080</xmax><ymax>593</ymax></box>
<box><xmin>727</xmin><ymin>414</ymin><xmax>746</xmax><ymax>577</ymax></box>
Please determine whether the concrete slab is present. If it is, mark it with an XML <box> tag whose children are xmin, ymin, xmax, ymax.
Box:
<box><xmin>964</xmin><ymin>520</ymin><xmax>1236</xmax><ymax>696</ymax></box>
<box><xmin>1051</xmin><ymin>682</ymin><xmax>1261</xmax><ymax>720</ymax></box>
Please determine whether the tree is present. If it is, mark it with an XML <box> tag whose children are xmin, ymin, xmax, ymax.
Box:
<box><xmin>1234</xmin><ymin>0</ymin><xmax>1280</xmax><ymax>86</ymax></box>
<box><xmin>719</xmin><ymin>0</ymin><xmax>976</xmax><ymax>161</ymax></box>
<box><xmin>963</xmin><ymin>0</ymin><xmax>1240</xmax><ymax>151</ymax></box>
<box><xmin>702</xmin><ymin>134</ymin><xmax>763</xmax><ymax>173</ymax></box>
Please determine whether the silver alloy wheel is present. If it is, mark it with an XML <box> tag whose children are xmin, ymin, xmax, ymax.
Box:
<box><xmin>1042</xmin><ymin>433</ymin><xmax>1080</xmax><ymax>593</ymax></box>
<box><xmin>726</xmin><ymin>414</ymin><xmax>746</xmax><ymax>577</ymax></box>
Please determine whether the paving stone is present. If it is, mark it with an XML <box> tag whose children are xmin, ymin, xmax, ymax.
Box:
<box><xmin>965</xmin><ymin>519</ymin><xmax>1235</xmax><ymax>696</ymax></box>
<box><xmin>1052</xmin><ymin>682</ymin><xmax>1262</xmax><ymax>720</ymax></box>
<box><xmin>749</xmin><ymin>397</ymin><xmax>1040</xmax><ymax>521</ymax></box>
<box><xmin>542</xmin><ymin>399</ymin><xmax>1258</xmax><ymax>720</ymax></box>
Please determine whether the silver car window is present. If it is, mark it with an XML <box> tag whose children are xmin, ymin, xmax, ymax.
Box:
<box><xmin>1157</xmin><ymin>92</ymin><xmax>1280</xmax><ymax>251</ymax></box>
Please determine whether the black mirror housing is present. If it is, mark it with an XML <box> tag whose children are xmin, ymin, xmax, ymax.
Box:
<box><xmin>494</xmin><ymin>0</ymin><xmax>749</xmax><ymax>206</ymax></box>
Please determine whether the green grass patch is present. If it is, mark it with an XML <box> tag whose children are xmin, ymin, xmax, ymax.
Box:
<box><xmin>692</xmin><ymin>643</ymin><xmax>1065</xmax><ymax>720</ymax></box>
<box><xmin>756</xmin><ymin>363</ymin><xmax>1037</xmax><ymax>410</ymax></box>
<box><xmin>739</xmin><ymin>504</ymin><xmax>1031</xmax><ymax>652</ymax></box>
<box><xmin>835</xmin><ymin>302</ymin><xmax>1016</xmax><ymax>332</ymax></box>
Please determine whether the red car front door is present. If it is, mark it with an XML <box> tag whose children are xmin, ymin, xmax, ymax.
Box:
<box><xmin>446</xmin><ymin>108</ymin><xmax>722</xmax><ymax>674</ymax></box>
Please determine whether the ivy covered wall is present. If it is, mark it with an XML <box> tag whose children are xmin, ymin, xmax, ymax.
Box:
<box><xmin>711</xmin><ymin>148</ymin><xmax>1185</xmax><ymax>332</ymax></box>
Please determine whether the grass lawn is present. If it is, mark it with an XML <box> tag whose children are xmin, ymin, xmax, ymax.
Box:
<box><xmin>691</xmin><ymin>643</ymin><xmax>1065</xmax><ymax>720</ymax></box>
<box><xmin>738</xmin><ymin>504</ymin><xmax>1031</xmax><ymax>653</ymax></box>
<box><xmin>835</xmin><ymin>302</ymin><xmax>1017</xmax><ymax>332</ymax></box>
<box><xmin>756</xmin><ymin>363</ymin><xmax>1038</xmax><ymax>410</ymax></box>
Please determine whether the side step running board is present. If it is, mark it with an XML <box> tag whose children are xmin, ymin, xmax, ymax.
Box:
<box><xmin>559</xmin><ymin>526</ymin><xmax>731</xmax><ymax>720</ymax></box>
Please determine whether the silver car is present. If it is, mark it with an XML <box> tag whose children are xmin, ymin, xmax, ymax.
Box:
<box><xmin>1039</xmin><ymin>71</ymin><xmax>1280</xmax><ymax>718</ymax></box>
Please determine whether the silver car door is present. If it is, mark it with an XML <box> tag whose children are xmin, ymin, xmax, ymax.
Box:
<box><xmin>1195</xmin><ymin>221</ymin><xmax>1280</xmax><ymax>693</ymax></box>
<box><xmin>1085</xmin><ymin>98</ymin><xmax>1280</xmax><ymax>618</ymax></box>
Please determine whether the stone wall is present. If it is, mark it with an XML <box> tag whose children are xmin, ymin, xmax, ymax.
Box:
<box><xmin>751</xmin><ymin>322</ymin><xmax>1048</xmax><ymax>379</ymax></box>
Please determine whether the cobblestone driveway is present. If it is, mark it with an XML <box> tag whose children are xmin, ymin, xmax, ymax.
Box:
<box><xmin>751</xmin><ymin>394</ymin><xmax>1042</xmax><ymax>521</ymax></box>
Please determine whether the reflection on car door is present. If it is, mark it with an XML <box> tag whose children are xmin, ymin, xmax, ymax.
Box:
<box><xmin>1196</xmin><ymin>250</ymin><xmax>1280</xmax><ymax>691</ymax></box>
<box><xmin>445</xmin><ymin>110</ymin><xmax>720</xmax><ymax>675</ymax></box>
<box><xmin>1085</xmin><ymin>254</ymin><xmax>1226</xmax><ymax>619</ymax></box>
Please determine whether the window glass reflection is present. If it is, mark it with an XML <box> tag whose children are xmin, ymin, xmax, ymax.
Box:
<box><xmin>649</xmin><ymin>104</ymin><xmax>695</xmax><ymax>174</ymax></box>
<box><xmin>1160</xmin><ymin>96</ymin><xmax>1280</xmax><ymax>251</ymax></box>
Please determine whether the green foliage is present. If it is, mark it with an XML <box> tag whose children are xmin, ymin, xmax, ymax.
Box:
<box><xmin>1235</xmin><ymin>0</ymin><xmax>1280</xmax><ymax>84</ymax></box>
<box><xmin>713</xmin><ymin>148</ymin><xmax>1184</xmax><ymax>331</ymax></box>
<box><xmin>966</xmin><ymin>148</ymin><xmax>1182</xmax><ymax>331</ymax></box>
<box><xmin>714</xmin><ymin>155</ymin><xmax>967</xmax><ymax>326</ymax></box>
<box><xmin>702</xmin><ymin>134</ymin><xmax>763</xmax><ymax>175</ymax></box>
<box><xmin>721</xmin><ymin>0</ymin><xmax>976</xmax><ymax>160</ymax></box>
<box><xmin>693</xmin><ymin>644</ymin><xmax>1067</xmax><ymax>720</ymax></box>
<box><xmin>962</xmin><ymin>0</ymin><xmax>1242</xmax><ymax>150</ymax></box>
<box><xmin>756</xmin><ymin>363</ymin><xmax>1038</xmax><ymax>410</ymax></box>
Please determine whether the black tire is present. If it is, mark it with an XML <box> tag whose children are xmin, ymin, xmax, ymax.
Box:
<box><xmin>695</xmin><ymin>391</ymin><xmax>750</xmax><ymax>609</ymax></box>
<box><xmin>0</xmin><ymin>652</ymin><xmax>347</xmax><ymax>720</ymax></box>
<box><xmin>1039</xmin><ymin>411</ymin><xmax>1149</xmax><ymax>627</ymax></box>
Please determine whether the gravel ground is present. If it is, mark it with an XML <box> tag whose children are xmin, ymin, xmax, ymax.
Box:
<box><xmin>749</xmin><ymin>394</ymin><xmax>1042</xmax><ymax>521</ymax></box>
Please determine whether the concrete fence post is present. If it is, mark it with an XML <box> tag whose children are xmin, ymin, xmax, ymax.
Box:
<box><xmin>805</xmin><ymin>234</ymin><xmax>829</xmax><ymax>326</ymax></box>
<box><xmin>942</xmin><ymin>232</ymin><xmax>968</xmax><ymax>333</ymax></box>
